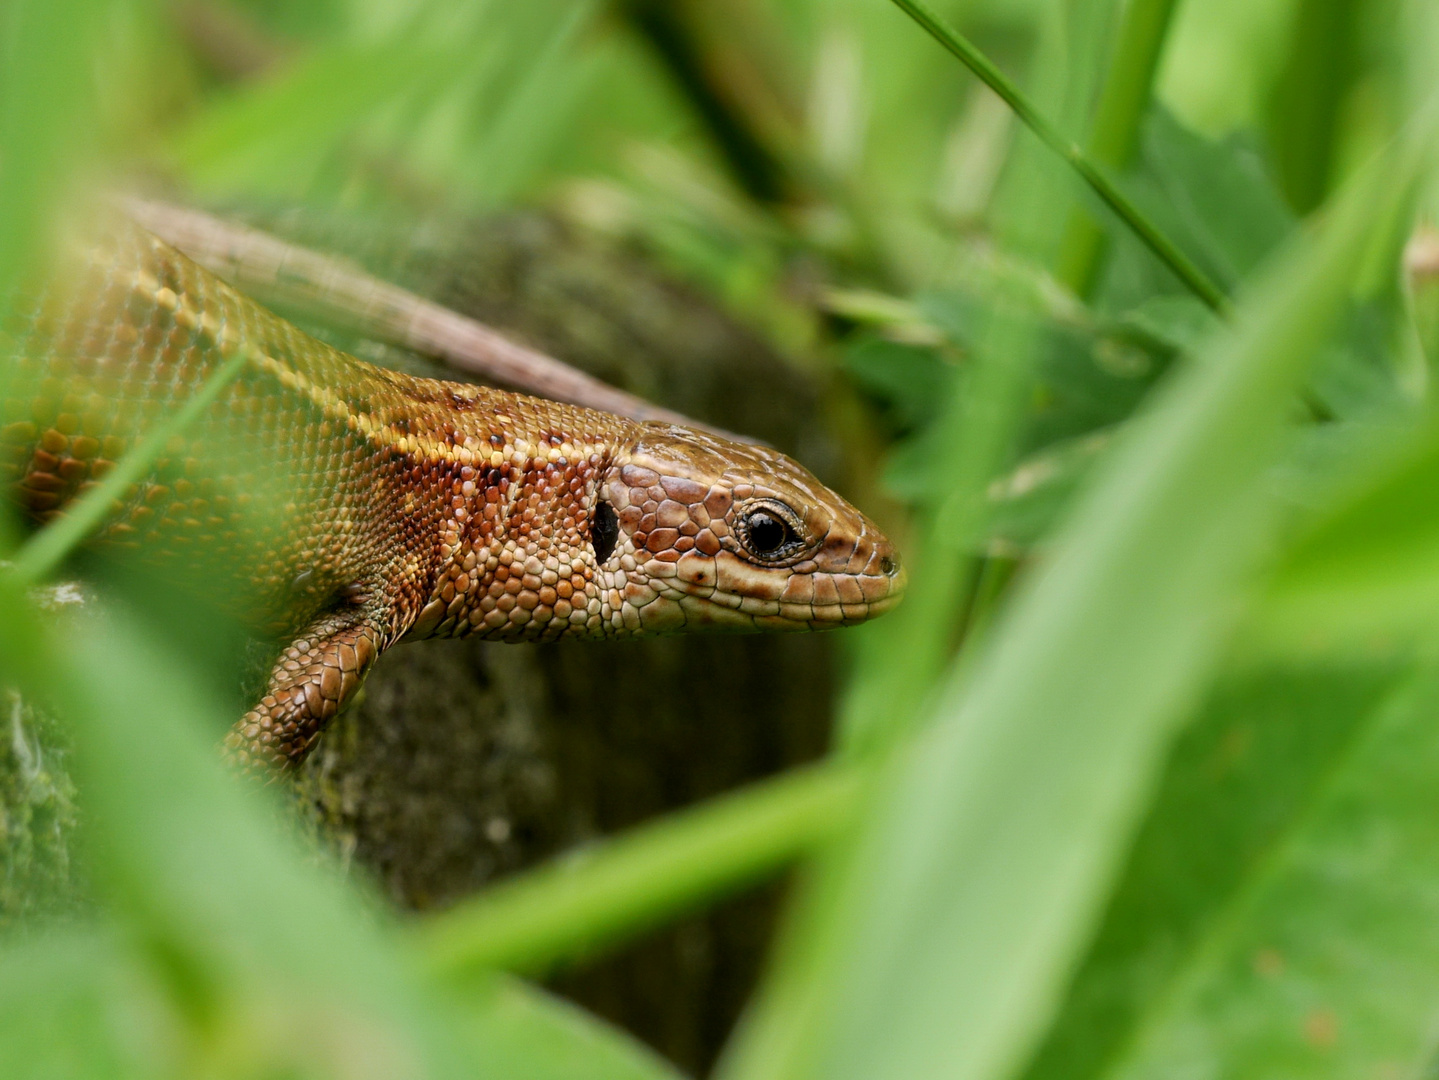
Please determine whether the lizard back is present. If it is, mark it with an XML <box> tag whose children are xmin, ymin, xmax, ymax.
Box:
<box><xmin>0</xmin><ymin>223</ymin><xmax>636</xmax><ymax>640</ymax></box>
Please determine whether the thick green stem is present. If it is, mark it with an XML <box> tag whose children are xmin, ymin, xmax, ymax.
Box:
<box><xmin>417</xmin><ymin>762</ymin><xmax>864</xmax><ymax>979</ymax></box>
<box><xmin>1057</xmin><ymin>0</ymin><xmax>1182</xmax><ymax>297</ymax></box>
<box><xmin>888</xmin><ymin>0</ymin><xmax>1225</xmax><ymax>312</ymax></box>
<box><xmin>1266</xmin><ymin>0</ymin><xmax>1362</xmax><ymax>215</ymax></box>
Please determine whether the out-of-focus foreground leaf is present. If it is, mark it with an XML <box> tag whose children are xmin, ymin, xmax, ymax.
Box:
<box><xmin>0</xmin><ymin>592</ymin><xmax>462</xmax><ymax>1079</ymax></box>
<box><xmin>0</xmin><ymin>930</ymin><xmax>149</xmax><ymax>1080</ymax></box>
<box><xmin>0</xmin><ymin>0</ymin><xmax>108</xmax><ymax>291</ymax></box>
<box><xmin>420</xmin><ymin>762</ymin><xmax>859</xmax><ymax>980</ymax></box>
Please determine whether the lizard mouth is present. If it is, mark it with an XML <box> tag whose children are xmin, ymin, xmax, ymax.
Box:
<box><xmin>656</xmin><ymin>556</ymin><xmax>908</xmax><ymax>632</ymax></box>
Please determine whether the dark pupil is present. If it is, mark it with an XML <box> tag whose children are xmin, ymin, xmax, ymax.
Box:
<box><xmin>591</xmin><ymin>500</ymin><xmax>619</xmax><ymax>563</ymax></box>
<box><xmin>747</xmin><ymin>511</ymin><xmax>790</xmax><ymax>555</ymax></box>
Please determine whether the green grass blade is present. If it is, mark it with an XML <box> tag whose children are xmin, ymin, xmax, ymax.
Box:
<box><xmin>838</xmin><ymin>8</ymin><xmax>1093</xmax><ymax>755</ymax></box>
<box><xmin>836</xmin><ymin>308</ymin><xmax>1038</xmax><ymax>754</ymax></box>
<box><xmin>0</xmin><ymin>0</ymin><xmax>114</xmax><ymax>558</ymax></box>
<box><xmin>0</xmin><ymin>589</ymin><xmax>464</xmax><ymax>1075</ymax></box>
<box><xmin>456</xmin><ymin>0</ymin><xmax>598</xmax><ymax>207</ymax></box>
<box><xmin>6</xmin><ymin>351</ymin><xmax>249</xmax><ymax>590</ymax></box>
<box><xmin>887</xmin><ymin>0</ymin><xmax>1227</xmax><ymax>312</ymax></box>
<box><xmin>457</xmin><ymin>977</ymin><xmax>687</xmax><ymax>1080</ymax></box>
<box><xmin>418</xmin><ymin>762</ymin><xmax>862</xmax><ymax>979</ymax></box>
<box><xmin>721</xmin><ymin>110</ymin><xmax>1436</xmax><ymax>1080</ymax></box>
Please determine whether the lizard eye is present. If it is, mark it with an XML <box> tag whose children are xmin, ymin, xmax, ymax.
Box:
<box><xmin>736</xmin><ymin>501</ymin><xmax>805</xmax><ymax>563</ymax></box>
<box><xmin>746</xmin><ymin>511</ymin><xmax>791</xmax><ymax>554</ymax></box>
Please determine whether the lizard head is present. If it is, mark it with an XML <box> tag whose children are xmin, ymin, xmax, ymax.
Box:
<box><xmin>592</xmin><ymin>425</ymin><xmax>906</xmax><ymax>634</ymax></box>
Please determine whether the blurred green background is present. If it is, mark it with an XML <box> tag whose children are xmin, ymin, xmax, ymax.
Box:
<box><xmin>5</xmin><ymin>0</ymin><xmax>1439</xmax><ymax>1078</ymax></box>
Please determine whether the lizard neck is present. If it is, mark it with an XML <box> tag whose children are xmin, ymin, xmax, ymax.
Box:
<box><xmin>397</xmin><ymin>394</ymin><xmax>638</xmax><ymax>643</ymax></box>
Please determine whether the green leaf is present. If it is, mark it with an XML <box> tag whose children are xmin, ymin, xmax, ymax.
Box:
<box><xmin>1094</xmin><ymin>108</ymin><xmax>1294</xmax><ymax>315</ymax></box>
<box><xmin>1110</xmin><ymin>129</ymin><xmax>1405</xmax><ymax>423</ymax></box>
<box><xmin>841</xmin><ymin>336</ymin><xmax>956</xmax><ymax>433</ymax></box>
<box><xmin>0</xmin><ymin>0</ymin><xmax>109</xmax><ymax>293</ymax></box>
<box><xmin>1306</xmin><ymin>301</ymin><xmax>1411</xmax><ymax>421</ymax></box>
<box><xmin>1126</xmin><ymin>108</ymin><xmax>1296</xmax><ymax>293</ymax></box>
<box><xmin>1020</xmin><ymin>658</ymin><xmax>1405</xmax><ymax>1080</ymax></box>
<box><xmin>1091</xmin><ymin>661</ymin><xmax>1439</xmax><ymax>1079</ymax></box>
<box><xmin>1115</xmin><ymin>294</ymin><xmax>1220</xmax><ymax>356</ymax></box>
<box><xmin>983</xmin><ymin>429</ymin><xmax>1114</xmax><ymax>554</ymax></box>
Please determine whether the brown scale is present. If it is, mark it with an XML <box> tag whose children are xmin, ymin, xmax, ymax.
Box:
<box><xmin>1</xmin><ymin>221</ymin><xmax>908</xmax><ymax>773</ymax></box>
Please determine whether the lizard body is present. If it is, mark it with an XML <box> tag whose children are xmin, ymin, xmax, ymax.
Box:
<box><xmin>0</xmin><ymin>222</ymin><xmax>905</xmax><ymax>770</ymax></box>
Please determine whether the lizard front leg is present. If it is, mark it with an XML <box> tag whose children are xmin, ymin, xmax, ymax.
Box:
<box><xmin>224</xmin><ymin>611</ymin><xmax>384</xmax><ymax>774</ymax></box>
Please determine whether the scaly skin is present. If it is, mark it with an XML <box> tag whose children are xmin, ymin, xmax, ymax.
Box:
<box><xmin>0</xmin><ymin>222</ymin><xmax>906</xmax><ymax>771</ymax></box>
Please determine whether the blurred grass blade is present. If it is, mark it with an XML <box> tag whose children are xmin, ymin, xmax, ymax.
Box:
<box><xmin>458</xmin><ymin>977</ymin><xmax>685</xmax><ymax>1080</ymax></box>
<box><xmin>0</xmin><ymin>0</ymin><xmax>106</xmax><ymax>295</ymax></box>
<box><xmin>0</xmin><ymin>590</ymin><xmax>464</xmax><ymax>1077</ymax></box>
<box><xmin>0</xmin><ymin>928</ymin><xmax>154</xmax><ymax>1079</ymax></box>
<box><xmin>887</xmin><ymin>0</ymin><xmax>1226</xmax><ymax>311</ymax></box>
<box><xmin>1264</xmin><ymin>0</ymin><xmax>1365</xmax><ymax>214</ymax></box>
<box><xmin>0</xmin><ymin>872</ymin><xmax>690</xmax><ymax>1080</ymax></box>
<box><xmin>7</xmin><ymin>351</ymin><xmax>248</xmax><ymax>590</ymax></box>
<box><xmin>419</xmin><ymin>762</ymin><xmax>861</xmax><ymax>978</ymax></box>
<box><xmin>459</xmin><ymin>0</ymin><xmax>598</xmax><ymax>206</ymax></box>
<box><xmin>837</xmin><ymin>308</ymin><xmax>1038</xmax><ymax>753</ymax></box>
<box><xmin>172</xmin><ymin>38</ymin><xmax>468</xmax><ymax>194</ymax></box>
<box><xmin>722</xmin><ymin>111</ymin><xmax>1436</xmax><ymax>1080</ymax></box>
<box><xmin>838</xmin><ymin>9</ymin><xmax>1093</xmax><ymax>755</ymax></box>
<box><xmin>0</xmin><ymin>590</ymin><xmax>702</xmax><ymax>1077</ymax></box>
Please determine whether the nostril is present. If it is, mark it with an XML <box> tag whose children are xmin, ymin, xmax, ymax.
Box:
<box><xmin>879</xmin><ymin>554</ymin><xmax>899</xmax><ymax>577</ymax></box>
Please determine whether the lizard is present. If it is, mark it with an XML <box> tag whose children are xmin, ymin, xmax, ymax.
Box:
<box><xmin>0</xmin><ymin>220</ymin><xmax>906</xmax><ymax>772</ymax></box>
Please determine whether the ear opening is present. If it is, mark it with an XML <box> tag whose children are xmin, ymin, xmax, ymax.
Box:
<box><xmin>591</xmin><ymin>499</ymin><xmax>619</xmax><ymax>563</ymax></box>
